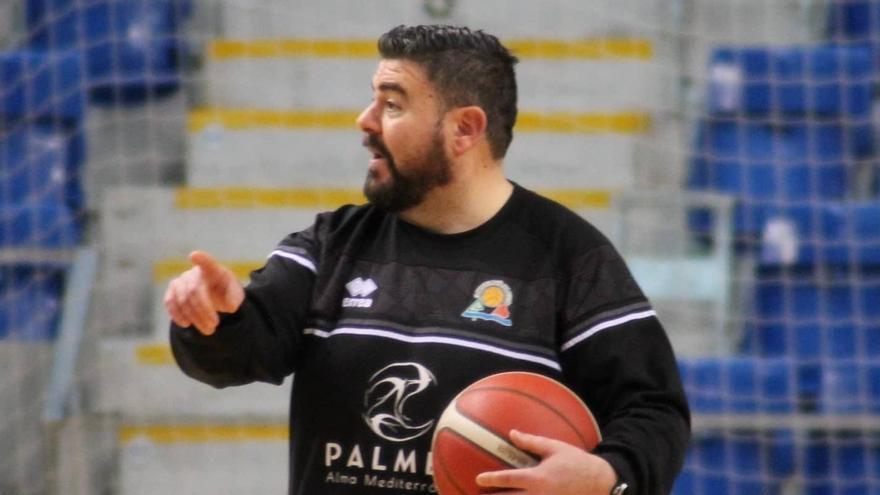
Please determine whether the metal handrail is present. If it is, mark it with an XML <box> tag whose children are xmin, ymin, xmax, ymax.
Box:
<box><xmin>43</xmin><ymin>247</ymin><xmax>98</xmax><ymax>423</ymax></box>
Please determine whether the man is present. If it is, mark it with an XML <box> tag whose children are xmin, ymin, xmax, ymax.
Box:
<box><xmin>166</xmin><ymin>24</ymin><xmax>690</xmax><ymax>495</ymax></box>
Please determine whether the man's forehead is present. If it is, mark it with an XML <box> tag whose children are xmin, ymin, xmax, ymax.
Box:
<box><xmin>371</xmin><ymin>59</ymin><xmax>430</xmax><ymax>91</ymax></box>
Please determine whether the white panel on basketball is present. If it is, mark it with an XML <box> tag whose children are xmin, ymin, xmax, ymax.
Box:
<box><xmin>435</xmin><ymin>401</ymin><xmax>537</xmax><ymax>469</ymax></box>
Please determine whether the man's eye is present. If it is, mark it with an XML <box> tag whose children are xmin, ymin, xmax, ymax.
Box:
<box><xmin>385</xmin><ymin>101</ymin><xmax>400</xmax><ymax>111</ymax></box>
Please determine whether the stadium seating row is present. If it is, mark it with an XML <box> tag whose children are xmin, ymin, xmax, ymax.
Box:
<box><xmin>0</xmin><ymin>0</ymin><xmax>190</xmax><ymax>340</ymax></box>
<box><xmin>676</xmin><ymin>3</ymin><xmax>880</xmax><ymax>492</ymax></box>
<box><xmin>24</xmin><ymin>0</ymin><xmax>190</xmax><ymax>104</ymax></box>
<box><xmin>686</xmin><ymin>22</ymin><xmax>880</xmax><ymax>383</ymax></box>
<box><xmin>745</xmin><ymin>265</ymin><xmax>880</xmax><ymax>359</ymax></box>
<box><xmin>674</xmin><ymin>430</ymin><xmax>880</xmax><ymax>495</ymax></box>
<box><xmin>688</xmin><ymin>44</ymin><xmax>878</xmax><ymax>242</ymax></box>
<box><xmin>680</xmin><ymin>354</ymin><xmax>880</xmax><ymax>416</ymax></box>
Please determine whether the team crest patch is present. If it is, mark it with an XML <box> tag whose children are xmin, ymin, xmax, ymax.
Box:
<box><xmin>461</xmin><ymin>280</ymin><xmax>513</xmax><ymax>327</ymax></box>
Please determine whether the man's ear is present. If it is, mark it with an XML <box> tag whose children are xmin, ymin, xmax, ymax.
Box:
<box><xmin>449</xmin><ymin>106</ymin><xmax>488</xmax><ymax>156</ymax></box>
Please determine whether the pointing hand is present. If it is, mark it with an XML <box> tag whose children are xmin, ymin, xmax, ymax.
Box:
<box><xmin>163</xmin><ymin>250</ymin><xmax>245</xmax><ymax>335</ymax></box>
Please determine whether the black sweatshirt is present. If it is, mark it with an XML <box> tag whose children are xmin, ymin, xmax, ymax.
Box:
<box><xmin>171</xmin><ymin>183</ymin><xmax>691</xmax><ymax>495</ymax></box>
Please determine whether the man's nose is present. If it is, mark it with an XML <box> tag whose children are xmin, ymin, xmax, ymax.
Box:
<box><xmin>356</xmin><ymin>102</ymin><xmax>380</xmax><ymax>133</ymax></box>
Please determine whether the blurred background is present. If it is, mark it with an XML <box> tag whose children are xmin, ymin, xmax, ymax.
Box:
<box><xmin>1</xmin><ymin>0</ymin><xmax>879</xmax><ymax>493</ymax></box>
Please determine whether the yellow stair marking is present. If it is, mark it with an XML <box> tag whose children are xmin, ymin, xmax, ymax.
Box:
<box><xmin>188</xmin><ymin>108</ymin><xmax>650</xmax><ymax>135</ymax></box>
<box><xmin>153</xmin><ymin>259</ymin><xmax>262</xmax><ymax>283</ymax></box>
<box><xmin>135</xmin><ymin>344</ymin><xmax>176</xmax><ymax>366</ymax></box>
<box><xmin>170</xmin><ymin>187</ymin><xmax>610</xmax><ymax>211</ymax></box>
<box><xmin>208</xmin><ymin>37</ymin><xmax>653</xmax><ymax>60</ymax></box>
<box><xmin>174</xmin><ymin>187</ymin><xmax>364</xmax><ymax>209</ymax></box>
<box><xmin>120</xmin><ymin>424</ymin><xmax>288</xmax><ymax>445</ymax></box>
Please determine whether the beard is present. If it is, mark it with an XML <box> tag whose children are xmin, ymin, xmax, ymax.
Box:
<box><xmin>362</xmin><ymin>128</ymin><xmax>452</xmax><ymax>213</ymax></box>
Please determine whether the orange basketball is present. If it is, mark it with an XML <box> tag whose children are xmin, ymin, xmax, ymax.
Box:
<box><xmin>430</xmin><ymin>371</ymin><xmax>602</xmax><ymax>495</ymax></box>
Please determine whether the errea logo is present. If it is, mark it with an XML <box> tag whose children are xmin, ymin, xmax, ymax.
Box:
<box><xmin>343</xmin><ymin>277</ymin><xmax>377</xmax><ymax>308</ymax></box>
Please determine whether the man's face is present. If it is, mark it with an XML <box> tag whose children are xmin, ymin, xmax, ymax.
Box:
<box><xmin>356</xmin><ymin>59</ymin><xmax>452</xmax><ymax>212</ymax></box>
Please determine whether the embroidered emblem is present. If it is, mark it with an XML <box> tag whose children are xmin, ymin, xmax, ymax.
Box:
<box><xmin>461</xmin><ymin>280</ymin><xmax>513</xmax><ymax>326</ymax></box>
<box><xmin>343</xmin><ymin>277</ymin><xmax>377</xmax><ymax>308</ymax></box>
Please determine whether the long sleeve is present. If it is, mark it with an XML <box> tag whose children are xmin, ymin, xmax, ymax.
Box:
<box><xmin>562</xmin><ymin>317</ymin><xmax>690</xmax><ymax>495</ymax></box>
<box><xmin>558</xmin><ymin>243</ymin><xmax>691</xmax><ymax>495</ymax></box>
<box><xmin>170</xmin><ymin>252</ymin><xmax>316</xmax><ymax>388</ymax></box>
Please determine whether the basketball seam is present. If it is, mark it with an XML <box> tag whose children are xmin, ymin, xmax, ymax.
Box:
<box><xmin>435</xmin><ymin>427</ymin><xmax>527</xmax><ymax>495</ymax></box>
<box><xmin>443</xmin><ymin>403</ymin><xmax>539</xmax><ymax>468</ymax></box>
<box><xmin>434</xmin><ymin>430</ymin><xmax>472</xmax><ymax>495</ymax></box>
<box><xmin>469</xmin><ymin>371</ymin><xmax>603</xmax><ymax>443</ymax></box>
<box><xmin>462</xmin><ymin>386</ymin><xmax>592</xmax><ymax>449</ymax></box>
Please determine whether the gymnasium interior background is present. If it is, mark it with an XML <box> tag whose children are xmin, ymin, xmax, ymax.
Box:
<box><xmin>1</xmin><ymin>1</ymin><xmax>879</xmax><ymax>493</ymax></box>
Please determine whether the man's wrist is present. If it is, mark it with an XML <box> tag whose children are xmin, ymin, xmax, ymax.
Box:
<box><xmin>596</xmin><ymin>452</ymin><xmax>633</xmax><ymax>495</ymax></box>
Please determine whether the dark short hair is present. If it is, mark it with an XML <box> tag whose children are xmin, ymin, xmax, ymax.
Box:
<box><xmin>377</xmin><ymin>25</ymin><xmax>519</xmax><ymax>159</ymax></box>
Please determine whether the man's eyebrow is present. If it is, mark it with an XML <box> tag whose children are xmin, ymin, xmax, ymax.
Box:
<box><xmin>374</xmin><ymin>82</ymin><xmax>408</xmax><ymax>98</ymax></box>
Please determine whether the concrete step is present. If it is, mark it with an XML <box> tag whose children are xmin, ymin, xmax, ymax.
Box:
<box><xmin>215</xmin><ymin>0</ymin><xmax>659</xmax><ymax>39</ymax></box>
<box><xmin>186</xmin><ymin>115</ymin><xmax>643</xmax><ymax>191</ymax></box>
<box><xmin>117</xmin><ymin>422</ymin><xmax>288</xmax><ymax>495</ymax></box>
<box><xmin>95</xmin><ymin>337</ymin><xmax>290</xmax><ymax>418</ymax></box>
<box><xmin>201</xmin><ymin>46</ymin><xmax>661</xmax><ymax>112</ymax></box>
<box><xmin>97</xmin><ymin>186</ymin><xmax>323</xmax><ymax>334</ymax></box>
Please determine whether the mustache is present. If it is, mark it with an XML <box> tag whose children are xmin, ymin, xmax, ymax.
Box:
<box><xmin>362</xmin><ymin>134</ymin><xmax>392</xmax><ymax>159</ymax></box>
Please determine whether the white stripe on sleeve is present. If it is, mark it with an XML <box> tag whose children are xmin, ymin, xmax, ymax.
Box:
<box><xmin>268</xmin><ymin>250</ymin><xmax>317</xmax><ymax>273</ymax></box>
<box><xmin>560</xmin><ymin>309</ymin><xmax>657</xmax><ymax>352</ymax></box>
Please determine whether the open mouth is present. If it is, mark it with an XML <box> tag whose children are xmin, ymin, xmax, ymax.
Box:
<box><xmin>363</xmin><ymin>135</ymin><xmax>389</xmax><ymax>162</ymax></box>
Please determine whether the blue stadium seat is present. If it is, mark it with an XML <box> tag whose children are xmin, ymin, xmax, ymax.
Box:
<box><xmin>678</xmin><ymin>357</ymin><xmax>798</xmax><ymax>413</ymax></box>
<box><xmin>25</xmin><ymin>0</ymin><xmax>192</xmax><ymax>104</ymax></box>
<box><xmin>671</xmin><ymin>431</ymin><xmax>795</xmax><ymax>495</ymax></box>
<box><xmin>0</xmin><ymin>123</ymin><xmax>79</xmax><ymax>340</ymax></box>
<box><xmin>0</xmin><ymin>266</ymin><xmax>64</xmax><ymax>340</ymax></box>
<box><xmin>827</xmin><ymin>0</ymin><xmax>880</xmax><ymax>50</ymax></box>
<box><xmin>817</xmin><ymin>202</ymin><xmax>880</xmax><ymax>265</ymax></box>
<box><xmin>802</xmin><ymin>433</ymin><xmax>880</xmax><ymax>495</ymax></box>
<box><xmin>0</xmin><ymin>49</ymin><xmax>84</xmax><ymax>123</ymax></box>
<box><xmin>744</xmin><ymin>264</ymin><xmax>880</xmax><ymax>414</ymax></box>
<box><xmin>744</xmin><ymin>266</ymin><xmax>880</xmax><ymax>356</ymax></box>
<box><xmin>745</xmin><ymin>201</ymin><xmax>880</xmax><ymax>361</ymax></box>
<box><xmin>690</xmin><ymin>120</ymin><xmax>851</xmax><ymax>236</ymax></box>
<box><xmin>0</xmin><ymin>49</ymin><xmax>85</xmax><ymax>341</ymax></box>
<box><xmin>757</xmin><ymin>201</ymin><xmax>880</xmax><ymax>266</ymax></box>
<box><xmin>0</xmin><ymin>124</ymin><xmax>84</xmax><ymax>248</ymax></box>
<box><xmin>688</xmin><ymin>44</ymin><xmax>874</xmax><ymax>242</ymax></box>
<box><xmin>705</xmin><ymin>46</ymin><xmax>874</xmax><ymax>117</ymax></box>
<box><xmin>1</xmin><ymin>46</ymin><xmax>87</xmax><ymax>246</ymax></box>
<box><xmin>820</xmin><ymin>361</ymin><xmax>880</xmax><ymax>414</ymax></box>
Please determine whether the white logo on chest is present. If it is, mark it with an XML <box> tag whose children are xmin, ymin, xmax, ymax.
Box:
<box><xmin>343</xmin><ymin>277</ymin><xmax>377</xmax><ymax>308</ymax></box>
<box><xmin>363</xmin><ymin>363</ymin><xmax>437</xmax><ymax>442</ymax></box>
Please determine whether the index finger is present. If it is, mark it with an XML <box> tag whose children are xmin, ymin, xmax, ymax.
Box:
<box><xmin>189</xmin><ymin>250</ymin><xmax>223</xmax><ymax>278</ymax></box>
<box><xmin>508</xmin><ymin>429</ymin><xmax>569</xmax><ymax>458</ymax></box>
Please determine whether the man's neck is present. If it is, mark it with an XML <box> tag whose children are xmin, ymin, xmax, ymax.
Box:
<box><xmin>398</xmin><ymin>167</ymin><xmax>514</xmax><ymax>235</ymax></box>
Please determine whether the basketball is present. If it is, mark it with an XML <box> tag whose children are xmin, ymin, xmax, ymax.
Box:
<box><xmin>430</xmin><ymin>371</ymin><xmax>602</xmax><ymax>494</ymax></box>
